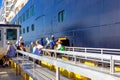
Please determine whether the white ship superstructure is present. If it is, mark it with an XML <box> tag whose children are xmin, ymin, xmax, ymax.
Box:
<box><xmin>0</xmin><ymin>0</ymin><xmax>28</xmax><ymax>23</ymax></box>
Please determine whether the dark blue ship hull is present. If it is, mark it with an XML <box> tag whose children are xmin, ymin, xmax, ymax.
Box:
<box><xmin>11</xmin><ymin>0</ymin><xmax>120</xmax><ymax>49</ymax></box>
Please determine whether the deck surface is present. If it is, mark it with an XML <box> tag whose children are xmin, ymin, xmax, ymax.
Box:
<box><xmin>0</xmin><ymin>66</ymin><xmax>23</xmax><ymax>80</ymax></box>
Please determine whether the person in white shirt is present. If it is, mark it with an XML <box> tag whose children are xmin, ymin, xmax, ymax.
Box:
<box><xmin>45</xmin><ymin>37</ymin><xmax>50</xmax><ymax>49</ymax></box>
<box><xmin>36</xmin><ymin>40</ymin><xmax>43</xmax><ymax>56</ymax></box>
<box><xmin>56</xmin><ymin>40</ymin><xmax>62</xmax><ymax>50</ymax></box>
<box><xmin>15</xmin><ymin>36</ymin><xmax>24</xmax><ymax>49</ymax></box>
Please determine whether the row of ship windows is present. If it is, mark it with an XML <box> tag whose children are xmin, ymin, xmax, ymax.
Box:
<box><xmin>20</xmin><ymin>9</ymin><xmax>65</xmax><ymax>34</ymax></box>
<box><xmin>15</xmin><ymin>9</ymin><xmax>64</xmax><ymax>25</ymax></box>
<box><xmin>20</xmin><ymin>24</ymin><xmax>35</xmax><ymax>34</ymax></box>
<box><xmin>20</xmin><ymin>10</ymin><xmax>65</xmax><ymax>34</ymax></box>
<box><xmin>14</xmin><ymin>5</ymin><xmax>35</xmax><ymax>24</ymax></box>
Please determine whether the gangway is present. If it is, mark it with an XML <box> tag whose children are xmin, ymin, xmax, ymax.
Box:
<box><xmin>14</xmin><ymin>49</ymin><xmax>120</xmax><ymax>80</ymax></box>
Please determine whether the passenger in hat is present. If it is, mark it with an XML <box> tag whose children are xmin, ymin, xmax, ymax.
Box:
<box><xmin>15</xmin><ymin>36</ymin><xmax>24</xmax><ymax>50</ymax></box>
<box><xmin>39</xmin><ymin>38</ymin><xmax>44</xmax><ymax>46</ymax></box>
<box><xmin>56</xmin><ymin>40</ymin><xmax>65</xmax><ymax>58</ymax></box>
<box><xmin>6</xmin><ymin>41</ymin><xmax>16</xmax><ymax>58</ymax></box>
<box><xmin>3</xmin><ymin>41</ymin><xmax>16</xmax><ymax>66</ymax></box>
<box><xmin>56</xmin><ymin>40</ymin><xmax>62</xmax><ymax>50</ymax></box>
<box><xmin>45</xmin><ymin>37</ymin><xmax>50</xmax><ymax>49</ymax></box>
<box><xmin>50</xmin><ymin>35</ymin><xmax>55</xmax><ymax>49</ymax></box>
<box><xmin>51</xmin><ymin>35</ymin><xmax>55</xmax><ymax>41</ymax></box>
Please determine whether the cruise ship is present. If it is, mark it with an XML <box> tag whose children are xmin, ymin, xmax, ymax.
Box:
<box><xmin>10</xmin><ymin>0</ymin><xmax>120</xmax><ymax>49</ymax></box>
<box><xmin>0</xmin><ymin>0</ymin><xmax>119</xmax><ymax>49</ymax></box>
<box><xmin>0</xmin><ymin>0</ymin><xmax>120</xmax><ymax>80</ymax></box>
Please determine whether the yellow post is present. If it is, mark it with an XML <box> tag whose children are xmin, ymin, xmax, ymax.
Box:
<box><xmin>68</xmin><ymin>71</ymin><xmax>74</xmax><ymax>79</ymax></box>
<box><xmin>17</xmin><ymin>65</ymin><xmax>21</xmax><ymax>75</ymax></box>
<box><xmin>10</xmin><ymin>60</ymin><xmax>14</xmax><ymax>68</ymax></box>
<box><xmin>24</xmin><ymin>73</ymin><xmax>29</xmax><ymax>80</ymax></box>
<box><xmin>29</xmin><ymin>76</ymin><xmax>33</xmax><ymax>80</ymax></box>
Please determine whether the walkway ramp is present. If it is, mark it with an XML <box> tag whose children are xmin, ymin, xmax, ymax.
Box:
<box><xmin>0</xmin><ymin>67</ymin><xmax>22</xmax><ymax>80</ymax></box>
<box><xmin>17</xmin><ymin>49</ymin><xmax>120</xmax><ymax>80</ymax></box>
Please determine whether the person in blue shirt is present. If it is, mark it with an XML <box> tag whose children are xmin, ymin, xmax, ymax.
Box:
<box><xmin>3</xmin><ymin>41</ymin><xmax>16</xmax><ymax>66</ymax></box>
<box><xmin>6</xmin><ymin>41</ymin><xmax>16</xmax><ymax>58</ymax></box>
<box><xmin>50</xmin><ymin>36</ymin><xmax>55</xmax><ymax>49</ymax></box>
<box><xmin>39</xmin><ymin>38</ymin><xmax>44</xmax><ymax>46</ymax></box>
<box><xmin>49</xmin><ymin>36</ymin><xmax>55</xmax><ymax>57</ymax></box>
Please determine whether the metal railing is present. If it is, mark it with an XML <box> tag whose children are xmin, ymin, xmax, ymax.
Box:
<box><xmin>42</xmin><ymin>48</ymin><xmax>120</xmax><ymax>73</ymax></box>
<box><xmin>16</xmin><ymin>48</ymin><xmax>120</xmax><ymax>80</ymax></box>
<box><xmin>65</xmin><ymin>46</ymin><xmax>120</xmax><ymax>55</ymax></box>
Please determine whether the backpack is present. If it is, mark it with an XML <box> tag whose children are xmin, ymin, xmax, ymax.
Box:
<box><xmin>50</xmin><ymin>40</ymin><xmax>55</xmax><ymax>49</ymax></box>
<box><xmin>60</xmin><ymin>45</ymin><xmax>65</xmax><ymax>51</ymax></box>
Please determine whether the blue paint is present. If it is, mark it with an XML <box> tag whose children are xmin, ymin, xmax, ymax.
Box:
<box><xmin>11</xmin><ymin>0</ymin><xmax>120</xmax><ymax>49</ymax></box>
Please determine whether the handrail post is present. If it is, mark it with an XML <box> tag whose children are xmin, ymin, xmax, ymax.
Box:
<box><xmin>110</xmin><ymin>56</ymin><xmax>115</xmax><ymax>74</ymax></box>
<box><xmin>101</xmin><ymin>49</ymin><xmax>103</xmax><ymax>55</ymax></box>
<box><xmin>101</xmin><ymin>49</ymin><xmax>104</xmax><ymax>67</ymax></box>
<box><xmin>17</xmin><ymin>51</ymin><xmax>18</xmax><ymax>58</ymax></box>
<box><xmin>56</xmin><ymin>66</ymin><xmax>60</xmax><ymax>80</ymax></box>
<box><xmin>73</xmin><ymin>48</ymin><xmax>75</xmax><ymax>61</ymax></box>
<box><xmin>74</xmin><ymin>55</ymin><xmax>77</xmax><ymax>64</ymax></box>
<box><xmin>85</xmin><ymin>48</ymin><xmax>87</xmax><ymax>53</ymax></box>
<box><xmin>85</xmin><ymin>48</ymin><xmax>87</xmax><ymax>60</ymax></box>
<box><xmin>43</xmin><ymin>50</ymin><xmax>45</xmax><ymax>56</ymax></box>
<box><xmin>73</xmin><ymin>48</ymin><xmax>74</xmax><ymax>52</ymax></box>
<box><xmin>55</xmin><ymin>52</ymin><xmax>57</xmax><ymax>59</ymax></box>
<box><xmin>32</xmin><ymin>58</ymin><xmax>35</xmax><ymax>78</ymax></box>
<box><xmin>22</xmin><ymin>53</ymin><xmax>24</xmax><ymax>58</ymax></box>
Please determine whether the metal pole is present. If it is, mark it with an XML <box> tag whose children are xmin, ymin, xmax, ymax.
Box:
<box><xmin>101</xmin><ymin>49</ymin><xmax>104</xmax><ymax>67</ymax></box>
<box><xmin>17</xmin><ymin>52</ymin><xmax>18</xmax><ymax>58</ymax></box>
<box><xmin>110</xmin><ymin>56</ymin><xmax>114</xmax><ymax>74</ymax></box>
<box><xmin>85</xmin><ymin>48</ymin><xmax>87</xmax><ymax>53</ymax></box>
<box><xmin>74</xmin><ymin>56</ymin><xmax>77</xmax><ymax>64</ymax></box>
<box><xmin>85</xmin><ymin>48</ymin><xmax>87</xmax><ymax>60</ymax></box>
<box><xmin>23</xmin><ymin>53</ymin><xmax>24</xmax><ymax>59</ymax></box>
<box><xmin>73</xmin><ymin>48</ymin><xmax>75</xmax><ymax>61</ymax></box>
<box><xmin>56</xmin><ymin>66</ymin><xmax>60</xmax><ymax>80</ymax></box>
<box><xmin>33</xmin><ymin>58</ymin><xmax>35</xmax><ymax>79</ymax></box>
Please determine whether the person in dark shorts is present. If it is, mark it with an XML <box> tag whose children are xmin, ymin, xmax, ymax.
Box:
<box><xmin>3</xmin><ymin>41</ymin><xmax>16</xmax><ymax>67</ymax></box>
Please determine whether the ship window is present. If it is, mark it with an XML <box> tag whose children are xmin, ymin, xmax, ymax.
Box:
<box><xmin>30</xmin><ymin>5</ymin><xmax>35</xmax><ymax>17</ymax></box>
<box><xmin>31</xmin><ymin>24</ymin><xmax>34</xmax><ymax>31</ymax></box>
<box><xmin>25</xmin><ymin>12</ymin><xmax>27</xmax><ymax>20</ymax></box>
<box><xmin>16</xmin><ymin>20</ymin><xmax>18</xmax><ymax>24</ymax></box>
<box><xmin>19</xmin><ymin>16</ymin><xmax>22</xmax><ymax>24</ymax></box>
<box><xmin>26</xmin><ymin>9</ymin><xmax>30</xmax><ymax>19</ymax></box>
<box><xmin>18</xmin><ymin>18</ymin><xmax>20</xmax><ymax>24</ymax></box>
<box><xmin>23</xmin><ymin>13</ymin><xmax>25</xmax><ymax>22</ymax></box>
<box><xmin>7</xmin><ymin>29</ymin><xmax>17</xmax><ymax>40</ymax></box>
<box><xmin>23</xmin><ymin>28</ymin><xmax>25</xmax><ymax>33</ymax></box>
<box><xmin>20</xmin><ymin>28</ymin><xmax>22</xmax><ymax>34</ymax></box>
<box><xmin>58</xmin><ymin>10</ymin><xmax>65</xmax><ymax>22</ymax></box>
<box><xmin>27</xmin><ymin>26</ymin><xmax>29</xmax><ymax>32</ymax></box>
<box><xmin>0</xmin><ymin>30</ymin><xmax>1</xmax><ymax>40</ymax></box>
